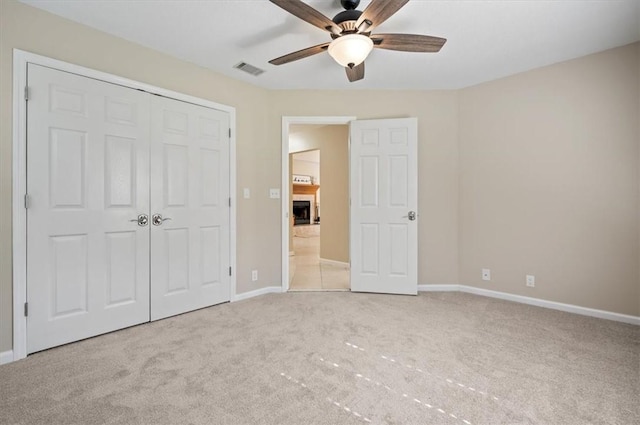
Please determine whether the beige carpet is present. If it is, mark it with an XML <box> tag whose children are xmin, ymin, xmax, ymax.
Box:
<box><xmin>0</xmin><ymin>292</ymin><xmax>638</xmax><ymax>425</ymax></box>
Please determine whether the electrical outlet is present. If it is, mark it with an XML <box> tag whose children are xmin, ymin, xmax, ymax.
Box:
<box><xmin>243</xmin><ymin>188</ymin><xmax>250</xmax><ymax>199</ymax></box>
<box><xmin>269</xmin><ymin>188</ymin><xmax>280</xmax><ymax>199</ymax></box>
<box><xmin>482</xmin><ymin>268</ymin><xmax>491</xmax><ymax>281</ymax></box>
<box><xmin>526</xmin><ymin>275</ymin><xmax>535</xmax><ymax>287</ymax></box>
<box><xmin>251</xmin><ymin>270</ymin><xmax>258</xmax><ymax>281</ymax></box>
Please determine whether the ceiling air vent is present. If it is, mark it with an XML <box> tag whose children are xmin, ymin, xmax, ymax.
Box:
<box><xmin>233</xmin><ymin>62</ymin><xmax>265</xmax><ymax>77</ymax></box>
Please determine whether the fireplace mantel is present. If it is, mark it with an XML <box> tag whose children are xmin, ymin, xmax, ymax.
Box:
<box><xmin>292</xmin><ymin>184</ymin><xmax>319</xmax><ymax>195</ymax></box>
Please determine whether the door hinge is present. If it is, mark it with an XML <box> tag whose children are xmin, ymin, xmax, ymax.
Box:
<box><xmin>24</xmin><ymin>302</ymin><xmax>28</xmax><ymax>317</ymax></box>
<box><xmin>24</xmin><ymin>86</ymin><xmax>29</xmax><ymax>101</ymax></box>
<box><xmin>24</xmin><ymin>194</ymin><xmax>30</xmax><ymax>209</ymax></box>
<box><xmin>228</xmin><ymin>128</ymin><xmax>231</xmax><ymax>138</ymax></box>
<box><xmin>229</xmin><ymin>266</ymin><xmax>232</xmax><ymax>276</ymax></box>
<box><xmin>229</xmin><ymin>197</ymin><xmax>231</xmax><ymax>207</ymax></box>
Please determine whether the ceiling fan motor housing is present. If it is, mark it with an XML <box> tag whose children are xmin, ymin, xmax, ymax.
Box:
<box><xmin>334</xmin><ymin>0</ymin><xmax>363</xmax><ymax>32</ymax></box>
<box><xmin>333</xmin><ymin>9</ymin><xmax>362</xmax><ymax>32</ymax></box>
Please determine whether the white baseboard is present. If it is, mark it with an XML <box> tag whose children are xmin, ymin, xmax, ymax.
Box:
<box><xmin>418</xmin><ymin>284</ymin><xmax>639</xmax><ymax>325</ymax></box>
<box><xmin>319</xmin><ymin>258</ymin><xmax>350</xmax><ymax>268</ymax></box>
<box><xmin>418</xmin><ymin>284</ymin><xmax>459</xmax><ymax>292</ymax></box>
<box><xmin>0</xmin><ymin>350</ymin><xmax>14</xmax><ymax>365</ymax></box>
<box><xmin>233</xmin><ymin>286</ymin><xmax>282</xmax><ymax>302</ymax></box>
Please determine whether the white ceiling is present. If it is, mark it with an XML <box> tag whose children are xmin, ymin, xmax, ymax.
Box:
<box><xmin>21</xmin><ymin>0</ymin><xmax>640</xmax><ymax>90</ymax></box>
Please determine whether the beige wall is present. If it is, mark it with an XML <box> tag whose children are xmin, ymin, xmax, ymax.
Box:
<box><xmin>0</xmin><ymin>0</ymin><xmax>275</xmax><ymax>352</ymax></box>
<box><xmin>289</xmin><ymin>125</ymin><xmax>350</xmax><ymax>263</ymax></box>
<box><xmin>320</xmin><ymin>128</ymin><xmax>349</xmax><ymax>263</ymax></box>
<box><xmin>458</xmin><ymin>43</ymin><xmax>640</xmax><ymax>316</ymax></box>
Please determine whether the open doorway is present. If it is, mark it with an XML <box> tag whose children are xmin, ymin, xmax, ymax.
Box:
<box><xmin>289</xmin><ymin>143</ymin><xmax>349</xmax><ymax>290</ymax></box>
<box><xmin>281</xmin><ymin>117</ymin><xmax>355</xmax><ymax>292</ymax></box>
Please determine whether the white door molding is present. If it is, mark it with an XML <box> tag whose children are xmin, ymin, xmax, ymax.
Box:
<box><xmin>280</xmin><ymin>116</ymin><xmax>355</xmax><ymax>293</ymax></box>
<box><xmin>12</xmin><ymin>49</ymin><xmax>237</xmax><ymax>361</ymax></box>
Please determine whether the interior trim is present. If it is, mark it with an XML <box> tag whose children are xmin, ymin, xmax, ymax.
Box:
<box><xmin>418</xmin><ymin>284</ymin><xmax>640</xmax><ymax>325</ymax></box>
<box><xmin>0</xmin><ymin>350</ymin><xmax>14</xmax><ymax>365</ymax></box>
<box><xmin>233</xmin><ymin>286</ymin><xmax>283</xmax><ymax>302</ymax></box>
<box><xmin>319</xmin><ymin>258</ymin><xmax>350</xmax><ymax>268</ymax></box>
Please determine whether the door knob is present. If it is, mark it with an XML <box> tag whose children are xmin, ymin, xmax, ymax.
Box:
<box><xmin>152</xmin><ymin>214</ymin><xmax>172</xmax><ymax>226</ymax></box>
<box><xmin>403</xmin><ymin>211</ymin><xmax>417</xmax><ymax>221</ymax></box>
<box><xmin>129</xmin><ymin>214</ymin><xmax>148</xmax><ymax>226</ymax></box>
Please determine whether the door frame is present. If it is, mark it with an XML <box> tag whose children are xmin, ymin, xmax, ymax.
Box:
<box><xmin>12</xmin><ymin>49</ymin><xmax>237</xmax><ymax>361</ymax></box>
<box><xmin>280</xmin><ymin>116</ymin><xmax>355</xmax><ymax>292</ymax></box>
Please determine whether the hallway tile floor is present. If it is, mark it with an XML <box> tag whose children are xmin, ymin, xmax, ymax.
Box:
<box><xmin>289</xmin><ymin>234</ymin><xmax>350</xmax><ymax>291</ymax></box>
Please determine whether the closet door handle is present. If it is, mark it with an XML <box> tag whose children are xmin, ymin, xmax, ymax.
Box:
<box><xmin>129</xmin><ymin>214</ymin><xmax>149</xmax><ymax>226</ymax></box>
<box><xmin>152</xmin><ymin>214</ymin><xmax>172</xmax><ymax>226</ymax></box>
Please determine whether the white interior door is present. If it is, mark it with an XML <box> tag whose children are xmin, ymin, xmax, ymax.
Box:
<box><xmin>149</xmin><ymin>95</ymin><xmax>231</xmax><ymax>320</ymax></box>
<box><xmin>26</xmin><ymin>64</ymin><xmax>151</xmax><ymax>353</ymax></box>
<box><xmin>350</xmin><ymin>118</ymin><xmax>418</xmax><ymax>295</ymax></box>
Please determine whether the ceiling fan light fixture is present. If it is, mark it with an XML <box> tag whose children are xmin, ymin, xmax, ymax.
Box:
<box><xmin>327</xmin><ymin>34</ymin><xmax>373</xmax><ymax>68</ymax></box>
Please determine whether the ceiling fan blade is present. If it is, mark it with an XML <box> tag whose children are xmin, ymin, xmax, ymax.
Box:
<box><xmin>371</xmin><ymin>34</ymin><xmax>447</xmax><ymax>52</ymax></box>
<box><xmin>345</xmin><ymin>62</ymin><xmax>365</xmax><ymax>82</ymax></box>
<box><xmin>355</xmin><ymin>0</ymin><xmax>409</xmax><ymax>32</ymax></box>
<box><xmin>269</xmin><ymin>0</ymin><xmax>342</xmax><ymax>34</ymax></box>
<box><xmin>269</xmin><ymin>42</ymin><xmax>330</xmax><ymax>65</ymax></box>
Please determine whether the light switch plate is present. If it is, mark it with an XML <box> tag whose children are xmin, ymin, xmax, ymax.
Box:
<box><xmin>526</xmin><ymin>275</ymin><xmax>535</xmax><ymax>287</ymax></box>
<box><xmin>269</xmin><ymin>188</ymin><xmax>280</xmax><ymax>199</ymax></box>
<box><xmin>243</xmin><ymin>188</ymin><xmax>250</xmax><ymax>199</ymax></box>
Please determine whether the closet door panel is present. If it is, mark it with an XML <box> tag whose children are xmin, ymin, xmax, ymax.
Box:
<box><xmin>150</xmin><ymin>96</ymin><xmax>230</xmax><ymax>320</ymax></box>
<box><xmin>26</xmin><ymin>64</ymin><xmax>151</xmax><ymax>353</ymax></box>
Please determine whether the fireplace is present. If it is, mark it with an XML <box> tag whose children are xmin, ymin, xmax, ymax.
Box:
<box><xmin>293</xmin><ymin>200</ymin><xmax>311</xmax><ymax>225</ymax></box>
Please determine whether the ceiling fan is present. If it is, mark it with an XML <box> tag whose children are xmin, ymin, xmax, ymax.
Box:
<box><xmin>268</xmin><ymin>0</ymin><xmax>447</xmax><ymax>82</ymax></box>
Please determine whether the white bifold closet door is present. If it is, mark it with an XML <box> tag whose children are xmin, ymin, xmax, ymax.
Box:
<box><xmin>149</xmin><ymin>95</ymin><xmax>230</xmax><ymax>320</ymax></box>
<box><xmin>26</xmin><ymin>64</ymin><xmax>151</xmax><ymax>353</ymax></box>
<box><xmin>26</xmin><ymin>64</ymin><xmax>230</xmax><ymax>354</ymax></box>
